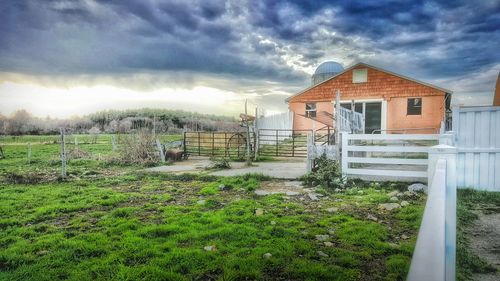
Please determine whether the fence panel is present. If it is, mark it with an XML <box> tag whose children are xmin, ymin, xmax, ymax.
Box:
<box><xmin>257</xmin><ymin>129</ymin><xmax>310</xmax><ymax>157</ymax></box>
<box><xmin>342</xmin><ymin>133</ymin><xmax>439</xmax><ymax>180</ymax></box>
<box><xmin>453</xmin><ymin>106</ymin><xmax>500</xmax><ymax>191</ymax></box>
<box><xmin>183</xmin><ymin>131</ymin><xmax>253</xmax><ymax>158</ymax></box>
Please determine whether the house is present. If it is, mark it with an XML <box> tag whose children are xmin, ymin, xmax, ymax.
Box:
<box><xmin>493</xmin><ymin>72</ymin><xmax>500</xmax><ymax>106</ymax></box>
<box><xmin>286</xmin><ymin>62</ymin><xmax>452</xmax><ymax>134</ymax></box>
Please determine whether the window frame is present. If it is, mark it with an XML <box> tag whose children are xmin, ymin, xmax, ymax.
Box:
<box><xmin>407</xmin><ymin>98</ymin><xmax>422</xmax><ymax>115</ymax></box>
<box><xmin>305</xmin><ymin>103</ymin><xmax>317</xmax><ymax>118</ymax></box>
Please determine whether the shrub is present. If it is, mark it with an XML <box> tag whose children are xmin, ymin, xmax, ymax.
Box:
<box><xmin>209</xmin><ymin>157</ymin><xmax>231</xmax><ymax>169</ymax></box>
<box><xmin>116</xmin><ymin>131</ymin><xmax>159</xmax><ymax>166</ymax></box>
<box><xmin>300</xmin><ymin>154</ymin><xmax>352</xmax><ymax>190</ymax></box>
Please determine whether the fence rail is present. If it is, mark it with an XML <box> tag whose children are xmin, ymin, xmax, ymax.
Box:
<box><xmin>341</xmin><ymin>133</ymin><xmax>439</xmax><ymax>180</ymax></box>
<box><xmin>407</xmin><ymin>145</ymin><xmax>457</xmax><ymax>281</ymax></box>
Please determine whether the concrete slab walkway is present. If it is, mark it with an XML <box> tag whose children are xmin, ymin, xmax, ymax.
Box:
<box><xmin>209</xmin><ymin>162</ymin><xmax>307</xmax><ymax>179</ymax></box>
<box><xmin>145</xmin><ymin>157</ymin><xmax>308</xmax><ymax>180</ymax></box>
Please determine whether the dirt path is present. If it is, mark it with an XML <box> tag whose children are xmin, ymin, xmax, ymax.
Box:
<box><xmin>466</xmin><ymin>210</ymin><xmax>500</xmax><ymax>281</ymax></box>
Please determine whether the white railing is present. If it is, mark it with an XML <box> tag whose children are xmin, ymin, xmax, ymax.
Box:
<box><xmin>341</xmin><ymin>133</ymin><xmax>440</xmax><ymax>180</ymax></box>
<box><xmin>408</xmin><ymin>145</ymin><xmax>457</xmax><ymax>281</ymax></box>
<box><xmin>337</xmin><ymin>106</ymin><xmax>364</xmax><ymax>133</ymax></box>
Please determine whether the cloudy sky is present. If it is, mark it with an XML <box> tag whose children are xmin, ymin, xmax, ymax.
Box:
<box><xmin>1</xmin><ymin>0</ymin><xmax>499</xmax><ymax>118</ymax></box>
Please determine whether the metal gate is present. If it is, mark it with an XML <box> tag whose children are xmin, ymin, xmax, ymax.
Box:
<box><xmin>183</xmin><ymin>131</ymin><xmax>255</xmax><ymax>158</ymax></box>
<box><xmin>256</xmin><ymin>129</ymin><xmax>311</xmax><ymax>157</ymax></box>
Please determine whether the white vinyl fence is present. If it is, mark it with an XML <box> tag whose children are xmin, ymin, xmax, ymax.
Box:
<box><xmin>255</xmin><ymin>112</ymin><xmax>293</xmax><ymax>131</ymax></box>
<box><xmin>407</xmin><ymin>145</ymin><xmax>457</xmax><ymax>281</ymax></box>
<box><xmin>453</xmin><ymin>106</ymin><xmax>500</xmax><ymax>191</ymax></box>
<box><xmin>341</xmin><ymin>133</ymin><xmax>440</xmax><ymax>180</ymax></box>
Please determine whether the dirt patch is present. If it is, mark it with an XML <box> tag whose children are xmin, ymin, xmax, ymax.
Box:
<box><xmin>256</xmin><ymin>181</ymin><xmax>305</xmax><ymax>195</ymax></box>
<box><xmin>466</xmin><ymin>210</ymin><xmax>500</xmax><ymax>281</ymax></box>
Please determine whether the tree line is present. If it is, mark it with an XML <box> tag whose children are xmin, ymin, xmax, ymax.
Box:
<box><xmin>0</xmin><ymin>109</ymin><xmax>241</xmax><ymax>135</ymax></box>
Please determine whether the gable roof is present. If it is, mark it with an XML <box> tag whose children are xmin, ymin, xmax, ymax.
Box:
<box><xmin>285</xmin><ymin>62</ymin><xmax>453</xmax><ymax>103</ymax></box>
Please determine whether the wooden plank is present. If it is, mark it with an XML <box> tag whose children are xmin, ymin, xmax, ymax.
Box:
<box><xmin>346</xmin><ymin>168</ymin><xmax>427</xmax><ymax>178</ymax></box>
<box><xmin>347</xmin><ymin>157</ymin><xmax>428</xmax><ymax>165</ymax></box>
<box><xmin>345</xmin><ymin>145</ymin><xmax>430</xmax><ymax>153</ymax></box>
<box><xmin>347</xmin><ymin>134</ymin><xmax>439</xmax><ymax>141</ymax></box>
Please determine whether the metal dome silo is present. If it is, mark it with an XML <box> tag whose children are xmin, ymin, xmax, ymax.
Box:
<box><xmin>311</xmin><ymin>61</ymin><xmax>344</xmax><ymax>86</ymax></box>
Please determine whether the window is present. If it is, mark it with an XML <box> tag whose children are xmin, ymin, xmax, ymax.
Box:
<box><xmin>352</xmin><ymin>69</ymin><xmax>368</xmax><ymax>83</ymax></box>
<box><xmin>407</xmin><ymin>98</ymin><xmax>422</xmax><ymax>115</ymax></box>
<box><xmin>305</xmin><ymin>103</ymin><xmax>316</xmax><ymax>117</ymax></box>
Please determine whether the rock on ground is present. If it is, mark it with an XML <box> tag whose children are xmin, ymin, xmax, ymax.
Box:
<box><xmin>378</xmin><ymin>203</ymin><xmax>401</xmax><ymax>211</ymax></box>
<box><xmin>400</xmin><ymin>201</ymin><xmax>410</xmax><ymax>207</ymax></box>
<box><xmin>315</xmin><ymin>234</ymin><xmax>330</xmax><ymax>242</ymax></box>
<box><xmin>408</xmin><ymin>183</ymin><xmax>427</xmax><ymax>193</ymax></box>
<box><xmin>263</xmin><ymin>253</ymin><xmax>272</xmax><ymax>259</ymax></box>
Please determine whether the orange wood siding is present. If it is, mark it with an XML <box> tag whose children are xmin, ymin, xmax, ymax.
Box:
<box><xmin>387</xmin><ymin>95</ymin><xmax>444</xmax><ymax>133</ymax></box>
<box><xmin>289</xmin><ymin>102</ymin><xmax>333</xmax><ymax>131</ymax></box>
<box><xmin>288</xmin><ymin>65</ymin><xmax>447</xmax><ymax>132</ymax></box>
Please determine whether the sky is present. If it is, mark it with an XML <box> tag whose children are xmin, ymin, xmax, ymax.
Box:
<box><xmin>0</xmin><ymin>0</ymin><xmax>499</xmax><ymax>118</ymax></box>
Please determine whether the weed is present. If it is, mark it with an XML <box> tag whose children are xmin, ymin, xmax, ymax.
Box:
<box><xmin>300</xmin><ymin>154</ymin><xmax>354</xmax><ymax>190</ymax></box>
<box><xmin>208</xmin><ymin>156</ymin><xmax>231</xmax><ymax>169</ymax></box>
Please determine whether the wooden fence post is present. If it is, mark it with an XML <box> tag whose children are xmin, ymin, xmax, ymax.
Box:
<box><xmin>60</xmin><ymin>128</ymin><xmax>67</xmax><ymax>178</ymax></box>
<box><xmin>198</xmin><ymin>132</ymin><xmax>201</xmax><ymax>156</ymax></box>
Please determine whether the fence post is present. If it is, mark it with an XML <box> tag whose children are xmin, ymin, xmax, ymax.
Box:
<box><xmin>183</xmin><ymin>131</ymin><xmax>187</xmax><ymax>156</ymax></box>
<box><xmin>438</xmin><ymin>133</ymin><xmax>454</xmax><ymax>146</ymax></box>
<box><xmin>198</xmin><ymin>132</ymin><xmax>201</xmax><ymax>156</ymax></box>
<box><xmin>275</xmin><ymin>130</ymin><xmax>279</xmax><ymax>156</ymax></box>
<box><xmin>254</xmin><ymin>131</ymin><xmax>259</xmax><ymax>161</ymax></box>
<box><xmin>156</xmin><ymin>139</ymin><xmax>165</xmax><ymax>163</ymax></box>
<box><xmin>341</xmin><ymin>133</ymin><xmax>348</xmax><ymax>176</ymax></box>
<box><xmin>27</xmin><ymin>143</ymin><xmax>31</xmax><ymax>164</ymax></box>
<box><xmin>60</xmin><ymin>128</ymin><xmax>66</xmax><ymax>178</ymax></box>
<box><xmin>306</xmin><ymin>132</ymin><xmax>314</xmax><ymax>172</ymax></box>
<box><xmin>451</xmin><ymin>106</ymin><xmax>460</xmax><ymax>144</ymax></box>
<box><xmin>111</xmin><ymin>135</ymin><xmax>117</xmax><ymax>151</ymax></box>
<box><xmin>224</xmin><ymin>133</ymin><xmax>227</xmax><ymax>157</ymax></box>
<box><xmin>426</xmin><ymin>144</ymin><xmax>457</xmax><ymax>281</ymax></box>
<box><xmin>212</xmin><ymin>132</ymin><xmax>215</xmax><ymax>156</ymax></box>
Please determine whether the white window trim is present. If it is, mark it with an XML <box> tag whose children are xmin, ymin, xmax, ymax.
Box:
<box><xmin>334</xmin><ymin>98</ymin><xmax>387</xmax><ymax>134</ymax></box>
<box><xmin>305</xmin><ymin>103</ymin><xmax>317</xmax><ymax>117</ymax></box>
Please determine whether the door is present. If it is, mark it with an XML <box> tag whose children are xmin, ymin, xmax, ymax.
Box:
<box><xmin>364</xmin><ymin>102</ymin><xmax>382</xmax><ymax>134</ymax></box>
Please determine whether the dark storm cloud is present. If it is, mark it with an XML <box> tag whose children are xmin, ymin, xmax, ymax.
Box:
<box><xmin>0</xmin><ymin>0</ymin><xmax>499</xmax><ymax>97</ymax></box>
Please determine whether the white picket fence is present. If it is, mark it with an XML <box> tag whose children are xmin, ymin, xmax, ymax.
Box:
<box><xmin>453</xmin><ymin>106</ymin><xmax>500</xmax><ymax>191</ymax></box>
<box><xmin>341</xmin><ymin>133</ymin><xmax>440</xmax><ymax>180</ymax></box>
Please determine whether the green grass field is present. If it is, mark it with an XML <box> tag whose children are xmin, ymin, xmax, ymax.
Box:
<box><xmin>0</xmin><ymin>135</ymin><xmax>426</xmax><ymax>280</ymax></box>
